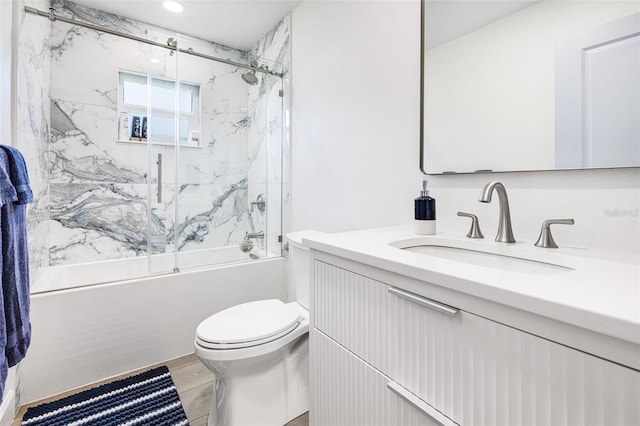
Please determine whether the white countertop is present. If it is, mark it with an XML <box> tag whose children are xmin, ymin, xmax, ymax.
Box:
<box><xmin>303</xmin><ymin>226</ymin><xmax>640</xmax><ymax>345</ymax></box>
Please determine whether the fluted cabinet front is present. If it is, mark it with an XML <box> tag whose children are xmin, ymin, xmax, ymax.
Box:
<box><xmin>311</xmin><ymin>329</ymin><xmax>447</xmax><ymax>426</ymax></box>
<box><xmin>312</xmin><ymin>260</ymin><xmax>640</xmax><ymax>426</ymax></box>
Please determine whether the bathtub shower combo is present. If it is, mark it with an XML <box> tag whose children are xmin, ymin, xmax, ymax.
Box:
<box><xmin>19</xmin><ymin>1</ymin><xmax>289</xmax><ymax>293</ymax></box>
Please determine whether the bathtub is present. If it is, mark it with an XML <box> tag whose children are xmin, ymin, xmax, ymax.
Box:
<box><xmin>21</xmin><ymin>255</ymin><xmax>286</xmax><ymax>403</ymax></box>
<box><xmin>32</xmin><ymin>245</ymin><xmax>262</xmax><ymax>293</ymax></box>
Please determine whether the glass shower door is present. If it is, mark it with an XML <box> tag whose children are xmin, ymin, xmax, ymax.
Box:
<box><xmin>247</xmin><ymin>64</ymin><xmax>284</xmax><ymax>260</ymax></box>
<box><xmin>173</xmin><ymin>33</ymin><xmax>251</xmax><ymax>271</ymax></box>
<box><xmin>142</xmin><ymin>32</ymin><xmax>287</xmax><ymax>275</ymax></box>
<box><xmin>145</xmin><ymin>32</ymin><xmax>179</xmax><ymax>275</ymax></box>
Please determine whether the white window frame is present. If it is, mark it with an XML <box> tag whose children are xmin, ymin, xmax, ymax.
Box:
<box><xmin>117</xmin><ymin>70</ymin><xmax>201</xmax><ymax>147</ymax></box>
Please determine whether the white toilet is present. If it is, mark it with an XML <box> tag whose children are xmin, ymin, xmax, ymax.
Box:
<box><xmin>194</xmin><ymin>230</ymin><xmax>319</xmax><ymax>426</ymax></box>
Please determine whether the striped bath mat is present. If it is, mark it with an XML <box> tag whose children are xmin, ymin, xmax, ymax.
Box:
<box><xmin>21</xmin><ymin>366</ymin><xmax>189</xmax><ymax>426</ymax></box>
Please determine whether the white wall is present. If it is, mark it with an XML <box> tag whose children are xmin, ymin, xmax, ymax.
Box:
<box><xmin>0</xmin><ymin>0</ymin><xmax>13</xmax><ymax>145</ymax></box>
<box><xmin>290</xmin><ymin>0</ymin><xmax>639</xmax><ymax>254</ymax></box>
<box><xmin>290</xmin><ymin>0</ymin><xmax>423</xmax><ymax>232</ymax></box>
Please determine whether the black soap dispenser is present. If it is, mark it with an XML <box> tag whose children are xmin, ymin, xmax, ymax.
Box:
<box><xmin>414</xmin><ymin>179</ymin><xmax>436</xmax><ymax>235</ymax></box>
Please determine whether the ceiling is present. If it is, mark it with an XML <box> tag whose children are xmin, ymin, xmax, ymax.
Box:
<box><xmin>68</xmin><ymin>1</ymin><xmax>539</xmax><ymax>53</ymax></box>
<box><xmin>71</xmin><ymin>0</ymin><xmax>302</xmax><ymax>51</ymax></box>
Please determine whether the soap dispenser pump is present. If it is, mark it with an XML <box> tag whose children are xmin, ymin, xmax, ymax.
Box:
<box><xmin>414</xmin><ymin>179</ymin><xmax>436</xmax><ymax>235</ymax></box>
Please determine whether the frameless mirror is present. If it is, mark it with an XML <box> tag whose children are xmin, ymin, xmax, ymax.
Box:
<box><xmin>421</xmin><ymin>0</ymin><xmax>640</xmax><ymax>174</ymax></box>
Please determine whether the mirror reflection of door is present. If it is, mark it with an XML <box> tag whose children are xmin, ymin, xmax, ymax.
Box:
<box><xmin>584</xmin><ymin>26</ymin><xmax>639</xmax><ymax>167</ymax></box>
<box><xmin>555</xmin><ymin>13</ymin><xmax>640</xmax><ymax>169</ymax></box>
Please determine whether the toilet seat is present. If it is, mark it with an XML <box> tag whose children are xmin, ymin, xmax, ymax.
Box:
<box><xmin>196</xmin><ymin>299</ymin><xmax>302</xmax><ymax>350</ymax></box>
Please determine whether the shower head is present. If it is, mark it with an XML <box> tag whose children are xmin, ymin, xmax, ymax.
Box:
<box><xmin>241</xmin><ymin>70</ymin><xmax>259</xmax><ymax>86</ymax></box>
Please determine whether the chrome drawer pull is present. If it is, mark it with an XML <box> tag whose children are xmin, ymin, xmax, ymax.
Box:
<box><xmin>386</xmin><ymin>381</ymin><xmax>456</xmax><ymax>426</ymax></box>
<box><xmin>388</xmin><ymin>287</ymin><xmax>458</xmax><ymax>316</ymax></box>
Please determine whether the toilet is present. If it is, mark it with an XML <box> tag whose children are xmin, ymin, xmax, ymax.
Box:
<box><xmin>194</xmin><ymin>230</ymin><xmax>319</xmax><ymax>426</ymax></box>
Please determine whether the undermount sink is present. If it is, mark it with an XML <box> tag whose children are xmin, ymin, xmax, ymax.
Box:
<box><xmin>390</xmin><ymin>237</ymin><xmax>578</xmax><ymax>275</ymax></box>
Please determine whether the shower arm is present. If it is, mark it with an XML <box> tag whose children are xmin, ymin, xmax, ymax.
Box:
<box><xmin>23</xmin><ymin>6</ymin><xmax>283</xmax><ymax>77</ymax></box>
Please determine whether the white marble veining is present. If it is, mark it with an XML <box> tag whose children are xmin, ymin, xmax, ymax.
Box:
<box><xmin>304</xmin><ymin>227</ymin><xmax>640</xmax><ymax>345</ymax></box>
<box><xmin>16</xmin><ymin>0</ymin><xmax>52</xmax><ymax>284</ymax></box>
<box><xmin>247</xmin><ymin>14</ymin><xmax>290</xmax><ymax>257</ymax></box>
<box><xmin>172</xmin><ymin>178</ymin><xmax>249</xmax><ymax>251</ymax></box>
<box><xmin>50</xmin><ymin>100</ymin><xmax>147</xmax><ymax>183</ymax></box>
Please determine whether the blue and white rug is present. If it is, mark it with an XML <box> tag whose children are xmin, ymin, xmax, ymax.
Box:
<box><xmin>21</xmin><ymin>366</ymin><xmax>189</xmax><ymax>426</ymax></box>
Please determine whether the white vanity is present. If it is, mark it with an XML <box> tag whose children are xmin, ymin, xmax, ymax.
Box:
<box><xmin>304</xmin><ymin>228</ymin><xmax>640</xmax><ymax>426</ymax></box>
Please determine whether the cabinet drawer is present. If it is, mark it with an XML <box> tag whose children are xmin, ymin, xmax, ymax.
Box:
<box><xmin>314</xmin><ymin>260</ymin><xmax>640</xmax><ymax>425</ymax></box>
<box><xmin>311</xmin><ymin>329</ymin><xmax>455</xmax><ymax>426</ymax></box>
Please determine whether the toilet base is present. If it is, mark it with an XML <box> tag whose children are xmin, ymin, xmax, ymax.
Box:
<box><xmin>201</xmin><ymin>334</ymin><xmax>309</xmax><ymax>426</ymax></box>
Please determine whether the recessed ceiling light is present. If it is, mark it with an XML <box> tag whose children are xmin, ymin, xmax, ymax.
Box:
<box><xmin>163</xmin><ymin>1</ymin><xmax>183</xmax><ymax>13</ymax></box>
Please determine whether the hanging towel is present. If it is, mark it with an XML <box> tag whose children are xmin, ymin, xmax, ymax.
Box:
<box><xmin>0</xmin><ymin>151</ymin><xmax>17</xmax><ymax>404</ymax></box>
<box><xmin>0</xmin><ymin>145</ymin><xmax>33</xmax><ymax>370</ymax></box>
<box><xmin>0</xmin><ymin>153</ymin><xmax>16</xmax><ymax>205</ymax></box>
<box><xmin>0</xmin><ymin>146</ymin><xmax>32</xmax><ymax>205</ymax></box>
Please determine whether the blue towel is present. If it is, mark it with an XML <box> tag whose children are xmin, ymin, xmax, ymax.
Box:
<box><xmin>0</xmin><ymin>146</ymin><xmax>32</xmax><ymax>205</ymax></box>
<box><xmin>0</xmin><ymin>150</ymin><xmax>17</xmax><ymax>403</ymax></box>
<box><xmin>0</xmin><ymin>146</ymin><xmax>33</xmax><ymax>372</ymax></box>
<box><xmin>0</xmin><ymin>154</ymin><xmax>16</xmax><ymax>206</ymax></box>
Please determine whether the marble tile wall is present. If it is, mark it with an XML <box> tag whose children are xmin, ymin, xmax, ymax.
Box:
<box><xmin>16</xmin><ymin>0</ymin><xmax>51</xmax><ymax>285</ymax></box>
<box><xmin>17</xmin><ymin>0</ymin><xmax>289</xmax><ymax>282</ymax></box>
<box><xmin>247</xmin><ymin>15</ymin><xmax>290</xmax><ymax>258</ymax></box>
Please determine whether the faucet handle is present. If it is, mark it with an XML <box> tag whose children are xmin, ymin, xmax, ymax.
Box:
<box><xmin>534</xmin><ymin>219</ymin><xmax>574</xmax><ymax>248</ymax></box>
<box><xmin>457</xmin><ymin>212</ymin><xmax>484</xmax><ymax>239</ymax></box>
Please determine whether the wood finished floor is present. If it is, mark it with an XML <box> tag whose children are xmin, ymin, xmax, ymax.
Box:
<box><xmin>13</xmin><ymin>353</ymin><xmax>309</xmax><ymax>426</ymax></box>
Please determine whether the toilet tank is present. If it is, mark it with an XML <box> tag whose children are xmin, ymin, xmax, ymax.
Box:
<box><xmin>286</xmin><ymin>230</ymin><xmax>323</xmax><ymax>310</ymax></box>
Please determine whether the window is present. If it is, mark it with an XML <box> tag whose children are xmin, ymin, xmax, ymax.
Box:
<box><xmin>118</xmin><ymin>70</ymin><xmax>201</xmax><ymax>147</ymax></box>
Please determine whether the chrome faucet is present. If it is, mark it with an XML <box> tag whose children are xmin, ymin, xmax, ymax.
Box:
<box><xmin>478</xmin><ymin>181</ymin><xmax>515</xmax><ymax>243</ymax></box>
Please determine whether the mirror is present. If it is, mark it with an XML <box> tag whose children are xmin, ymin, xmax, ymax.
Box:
<box><xmin>421</xmin><ymin>1</ymin><xmax>640</xmax><ymax>174</ymax></box>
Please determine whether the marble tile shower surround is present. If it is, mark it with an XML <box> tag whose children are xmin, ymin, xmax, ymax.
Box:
<box><xmin>17</xmin><ymin>0</ymin><xmax>289</xmax><ymax>284</ymax></box>
<box><xmin>47</xmin><ymin>0</ymin><xmax>251</xmax><ymax>265</ymax></box>
<box><xmin>247</xmin><ymin>16</ymin><xmax>290</xmax><ymax>257</ymax></box>
<box><xmin>16</xmin><ymin>0</ymin><xmax>51</xmax><ymax>285</ymax></box>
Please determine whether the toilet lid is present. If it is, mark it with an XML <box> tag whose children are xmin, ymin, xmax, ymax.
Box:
<box><xmin>196</xmin><ymin>299</ymin><xmax>302</xmax><ymax>346</ymax></box>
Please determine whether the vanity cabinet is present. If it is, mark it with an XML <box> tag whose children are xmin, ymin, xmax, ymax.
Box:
<box><xmin>311</xmin><ymin>258</ymin><xmax>640</xmax><ymax>426</ymax></box>
<box><xmin>313</xmin><ymin>330</ymin><xmax>450</xmax><ymax>426</ymax></box>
